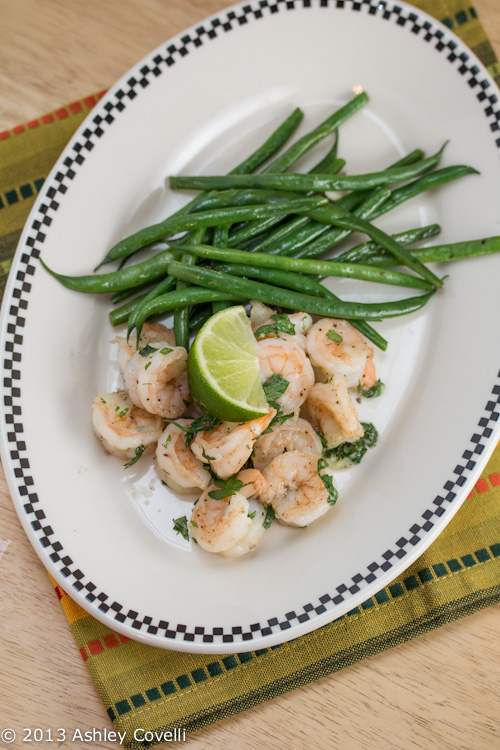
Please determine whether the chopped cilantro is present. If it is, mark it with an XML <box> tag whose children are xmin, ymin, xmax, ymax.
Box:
<box><xmin>263</xmin><ymin>374</ymin><xmax>289</xmax><ymax>409</ymax></box>
<box><xmin>259</xmin><ymin>376</ymin><xmax>292</xmax><ymax>436</ymax></box>
<box><xmin>160</xmin><ymin>347</ymin><xmax>173</xmax><ymax>355</ymax></box>
<box><xmin>138</xmin><ymin>344</ymin><xmax>157</xmax><ymax>357</ymax></box>
<box><xmin>315</xmin><ymin>430</ymin><xmax>328</xmax><ymax>450</ymax></box>
<box><xmin>117</xmin><ymin>408</ymin><xmax>129</xmax><ymax>418</ymax></box>
<box><xmin>208</xmin><ymin>475</ymin><xmax>250</xmax><ymax>500</ymax></box>
<box><xmin>123</xmin><ymin>445</ymin><xmax>145</xmax><ymax>468</ymax></box>
<box><xmin>260</xmin><ymin>410</ymin><xmax>293</xmax><ymax>437</ymax></box>
<box><xmin>173</xmin><ymin>515</ymin><xmax>189</xmax><ymax>541</ymax></box>
<box><xmin>326</xmin><ymin>328</ymin><xmax>343</xmax><ymax>343</ymax></box>
<box><xmin>248</xmin><ymin>511</ymin><xmax>257</xmax><ymax>519</ymax></box>
<box><xmin>317</xmin><ymin>457</ymin><xmax>338</xmax><ymax>505</ymax></box>
<box><xmin>357</xmin><ymin>379</ymin><xmax>385</xmax><ymax>398</ymax></box>
<box><xmin>167</xmin><ymin>414</ymin><xmax>219</xmax><ymax>449</ymax></box>
<box><xmin>163</xmin><ymin>434</ymin><xmax>171</xmax><ymax>450</ymax></box>
<box><xmin>323</xmin><ymin>422</ymin><xmax>378</xmax><ymax>466</ymax></box>
<box><xmin>100</xmin><ymin>397</ymin><xmax>107</xmax><ymax>404</ymax></box>
<box><xmin>263</xmin><ymin>505</ymin><xmax>275</xmax><ymax>529</ymax></box>
<box><xmin>202</xmin><ymin>446</ymin><xmax>215</xmax><ymax>462</ymax></box>
<box><xmin>144</xmin><ymin>361</ymin><xmax>151</xmax><ymax>371</ymax></box>
<box><xmin>254</xmin><ymin>313</ymin><xmax>296</xmax><ymax>340</ymax></box>
<box><xmin>360</xmin><ymin>422</ymin><xmax>378</xmax><ymax>447</ymax></box>
<box><xmin>191</xmin><ymin>520</ymin><xmax>198</xmax><ymax>528</ymax></box>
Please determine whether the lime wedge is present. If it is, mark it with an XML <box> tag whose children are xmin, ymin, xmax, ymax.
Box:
<box><xmin>187</xmin><ymin>306</ymin><xmax>268</xmax><ymax>422</ymax></box>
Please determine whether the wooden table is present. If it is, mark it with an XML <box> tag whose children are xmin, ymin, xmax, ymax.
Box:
<box><xmin>1</xmin><ymin>1</ymin><xmax>500</xmax><ymax>748</ymax></box>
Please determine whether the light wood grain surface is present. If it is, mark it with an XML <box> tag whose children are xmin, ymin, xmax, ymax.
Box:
<box><xmin>1</xmin><ymin>1</ymin><xmax>500</xmax><ymax>749</ymax></box>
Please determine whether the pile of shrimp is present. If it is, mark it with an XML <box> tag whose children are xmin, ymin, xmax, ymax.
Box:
<box><xmin>92</xmin><ymin>302</ymin><xmax>379</xmax><ymax>559</ymax></box>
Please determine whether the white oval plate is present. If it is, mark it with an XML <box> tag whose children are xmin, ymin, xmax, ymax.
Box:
<box><xmin>2</xmin><ymin>0</ymin><xmax>500</xmax><ymax>654</ymax></box>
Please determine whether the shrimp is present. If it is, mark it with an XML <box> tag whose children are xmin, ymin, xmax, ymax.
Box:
<box><xmin>257</xmin><ymin>336</ymin><xmax>314</xmax><ymax>414</ymax></box>
<box><xmin>250</xmin><ymin>301</ymin><xmax>312</xmax><ymax>336</ymax></box>
<box><xmin>250</xmin><ymin>300</ymin><xmax>275</xmax><ymax>330</ymax></box>
<box><xmin>115</xmin><ymin>322</ymin><xmax>176</xmax><ymax>376</ymax></box>
<box><xmin>190</xmin><ymin>468</ymin><xmax>268</xmax><ymax>557</ymax></box>
<box><xmin>287</xmin><ymin>312</ymin><xmax>313</xmax><ymax>335</ymax></box>
<box><xmin>236</xmin><ymin>468</ymin><xmax>268</xmax><ymax>499</ymax></box>
<box><xmin>124</xmin><ymin>342</ymin><xmax>190</xmax><ymax>419</ymax></box>
<box><xmin>191</xmin><ymin>409</ymin><xmax>275</xmax><ymax>479</ymax></box>
<box><xmin>92</xmin><ymin>391</ymin><xmax>163</xmax><ymax>460</ymax></box>
<box><xmin>251</xmin><ymin>301</ymin><xmax>312</xmax><ymax>350</ymax></box>
<box><xmin>306</xmin><ymin>318</ymin><xmax>376</xmax><ymax>389</ymax></box>
<box><xmin>220</xmin><ymin>468</ymin><xmax>267</xmax><ymax>558</ymax></box>
<box><xmin>305</xmin><ymin>374</ymin><xmax>364</xmax><ymax>448</ymax></box>
<box><xmin>252</xmin><ymin>417</ymin><xmax>323</xmax><ymax>471</ymax></box>
<box><xmin>259</xmin><ymin>451</ymin><xmax>337</xmax><ymax>527</ymax></box>
<box><xmin>155</xmin><ymin>420</ymin><xmax>211</xmax><ymax>494</ymax></box>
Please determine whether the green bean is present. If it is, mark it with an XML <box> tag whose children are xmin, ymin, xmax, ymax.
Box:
<box><xmin>308</xmin><ymin>130</ymin><xmax>339</xmax><ymax>173</ymax></box>
<box><xmin>226</xmin><ymin>159</ymin><xmax>345</xmax><ymax>248</ymax></box>
<box><xmin>173</xmin><ymin>227</ymin><xmax>206</xmax><ymax>349</ymax></box>
<box><xmin>212</xmin><ymin>223</ymin><xmax>229</xmax><ymax>249</ymax></box>
<box><xmin>41</xmin><ymin>249</ymin><xmax>177</xmax><ymax>294</ymax></box>
<box><xmin>174</xmin><ymin>274</ymin><xmax>192</xmax><ymax>348</ymax></box>
<box><xmin>246</xmin><ymin>151</ymin><xmax>422</xmax><ymax>257</ymax></box>
<box><xmin>356</xmin><ymin>235</ymin><xmax>500</xmax><ymax>267</ymax></box>
<box><xmin>262</xmin><ymin>92</ymin><xmax>368</xmax><ymax>174</ymax></box>
<box><xmin>215</xmin><ymin>262</ymin><xmax>388</xmax><ymax>350</ymax></box>
<box><xmin>247</xmin><ymin>217</ymin><xmax>331</xmax><ymax>256</ymax></box>
<box><xmin>131</xmin><ymin>287</ymin><xmax>236</xmax><ymax>336</ymax></box>
<box><xmin>169</xmin><ymin>143</ymin><xmax>450</xmax><ymax>193</ymax></box>
<box><xmin>182</xmin><ymin>188</ymin><xmax>305</xmax><ymax>214</ymax></box>
<box><xmin>189</xmin><ymin>305</ymin><xmax>213</xmax><ymax>333</ymax></box>
<box><xmin>99</xmin><ymin>196</ymin><xmax>328</xmax><ymax>267</ymax></box>
<box><xmin>230</xmin><ymin>108</ymin><xmax>304</xmax><ymax>174</ymax></box>
<box><xmin>176</xmin><ymin>94</ymin><xmax>364</xmax><ymax>252</ymax></box>
<box><xmin>127</xmin><ymin>275</ymin><xmax>176</xmax><ymax>340</ymax></box>
<box><xmin>211</xmin><ymin>300</ymin><xmax>234</xmax><ymax>314</ymax></box>
<box><xmin>185</xmin><ymin>148</ymin><xmax>420</xmax><ymax>259</ymax></box>
<box><xmin>304</xmin><ymin>204</ymin><xmax>443</xmax><ymax>287</ymax></box>
<box><xmin>110</xmin><ymin>293</ymin><xmax>149</xmax><ymax>326</ymax></box>
<box><xmin>111</xmin><ymin>281</ymin><xmax>153</xmax><ymax>304</ymax></box>
<box><xmin>166</xmin><ymin>262</ymin><xmax>434</xmax><ymax>321</ymax></box>
<box><xmin>209</xmin><ymin>225</ymin><xmax>232</xmax><ymax>315</ymax></box>
<box><xmin>174</xmin><ymin>242</ymin><xmax>434</xmax><ymax>290</ymax></box>
<box><xmin>379</xmin><ymin>165</ymin><xmax>479</xmax><ymax>214</ymax></box>
<box><xmin>245</xmin><ymin>185</ymin><xmax>387</xmax><ymax>256</ymax></box>
<box><xmin>332</xmin><ymin>148</ymin><xmax>425</xmax><ymax>214</ymax></box>
<box><xmin>236</xmin><ymin>137</ymin><xmax>341</xmax><ymax>253</ymax></box>
<box><xmin>225</xmin><ymin>213</ymin><xmax>294</xmax><ymax>250</ymax></box>
<box><xmin>337</xmin><ymin>224</ymin><xmax>441</xmax><ymax>264</ymax></box>
<box><xmin>292</xmin><ymin>151</ymin><xmax>431</xmax><ymax>258</ymax></box>
<box><xmin>296</xmin><ymin>166</ymin><xmax>477</xmax><ymax>260</ymax></box>
<box><xmin>265</xmin><ymin>186</ymin><xmax>391</xmax><ymax>258</ymax></box>
<box><xmin>231</xmin><ymin>181</ymin><xmax>390</xmax><ymax>263</ymax></box>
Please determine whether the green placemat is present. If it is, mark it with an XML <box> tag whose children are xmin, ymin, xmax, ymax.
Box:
<box><xmin>2</xmin><ymin>2</ymin><xmax>500</xmax><ymax>748</ymax></box>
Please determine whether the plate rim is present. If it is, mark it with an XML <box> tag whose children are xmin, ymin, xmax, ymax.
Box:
<box><xmin>2</xmin><ymin>0</ymin><xmax>500</xmax><ymax>653</ymax></box>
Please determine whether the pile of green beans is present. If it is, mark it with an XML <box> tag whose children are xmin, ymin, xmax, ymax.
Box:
<box><xmin>41</xmin><ymin>91</ymin><xmax>500</xmax><ymax>353</ymax></box>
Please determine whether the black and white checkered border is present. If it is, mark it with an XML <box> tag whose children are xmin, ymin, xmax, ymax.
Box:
<box><xmin>3</xmin><ymin>0</ymin><xmax>500</xmax><ymax>646</ymax></box>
